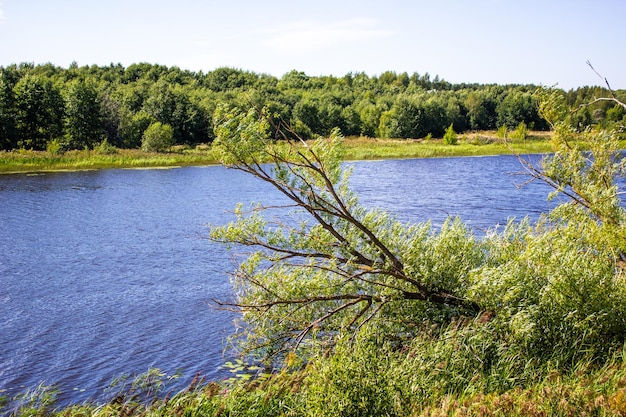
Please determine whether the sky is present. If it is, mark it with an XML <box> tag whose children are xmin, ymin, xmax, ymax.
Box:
<box><xmin>0</xmin><ymin>0</ymin><xmax>625</xmax><ymax>90</ymax></box>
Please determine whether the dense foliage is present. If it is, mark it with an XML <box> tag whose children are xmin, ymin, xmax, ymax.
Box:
<box><xmin>210</xmin><ymin>90</ymin><xmax>626</xmax><ymax>362</ymax></box>
<box><xmin>1</xmin><ymin>62</ymin><xmax>624</xmax><ymax>152</ymax></box>
<box><xmin>205</xmin><ymin>89</ymin><xmax>626</xmax><ymax>415</ymax></box>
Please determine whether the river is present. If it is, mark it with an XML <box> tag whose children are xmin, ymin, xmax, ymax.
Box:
<box><xmin>0</xmin><ymin>154</ymin><xmax>557</xmax><ymax>406</ymax></box>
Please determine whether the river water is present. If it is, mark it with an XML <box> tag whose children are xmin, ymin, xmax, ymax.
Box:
<box><xmin>0</xmin><ymin>154</ymin><xmax>558</xmax><ymax>406</ymax></box>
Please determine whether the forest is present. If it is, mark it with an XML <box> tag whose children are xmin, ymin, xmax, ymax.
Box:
<box><xmin>1</xmin><ymin>62</ymin><xmax>625</xmax><ymax>152</ymax></box>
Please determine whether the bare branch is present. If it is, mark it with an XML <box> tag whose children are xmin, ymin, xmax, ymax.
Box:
<box><xmin>585</xmin><ymin>61</ymin><xmax>626</xmax><ymax>110</ymax></box>
<box><xmin>516</xmin><ymin>154</ymin><xmax>594</xmax><ymax>212</ymax></box>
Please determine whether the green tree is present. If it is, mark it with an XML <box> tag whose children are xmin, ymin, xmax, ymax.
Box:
<box><xmin>211</xmin><ymin>90</ymin><xmax>626</xmax><ymax>371</ymax></box>
<box><xmin>0</xmin><ymin>66</ymin><xmax>20</xmax><ymax>150</ymax></box>
<box><xmin>118</xmin><ymin>108</ymin><xmax>154</xmax><ymax>148</ymax></box>
<box><xmin>496</xmin><ymin>90</ymin><xmax>544</xmax><ymax>129</ymax></box>
<box><xmin>205</xmin><ymin>67</ymin><xmax>257</xmax><ymax>92</ymax></box>
<box><xmin>422</xmin><ymin>99</ymin><xmax>447</xmax><ymax>137</ymax></box>
<box><xmin>99</xmin><ymin>88</ymin><xmax>124</xmax><ymax>147</ymax></box>
<box><xmin>278</xmin><ymin>70</ymin><xmax>311</xmax><ymax>90</ymax></box>
<box><xmin>291</xmin><ymin>98</ymin><xmax>321</xmax><ymax>138</ymax></box>
<box><xmin>356</xmin><ymin>101</ymin><xmax>382</xmax><ymax>137</ymax></box>
<box><xmin>143</xmin><ymin>81</ymin><xmax>177</xmax><ymax>132</ymax></box>
<box><xmin>605</xmin><ymin>104</ymin><xmax>625</xmax><ymax>124</ymax></box>
<box><xmin>464</xmin><ymin>90</ymin><xmax>499</xmax><ymax>130</ymax></box>
<box><xmin>141</xmin><ymin>121</ymin><xmax>173</xmax><ymax>152</ymax></box>
<box><xmin>142</xmin><ymin>82</ymin><xmax>209</xmax><ymax>145</ymax></box>
<box><xmin>14</xmin><ymin>75</ymin><xmax>64</xmax><ymax>150</ymax></box>
<box><xmin>378</xmin><ymin>96</ymin><xmax>423</xmax><ymax>138</ymax></box>
<box><xmin>63</xmin><ymin>80</ymin><xmax>105</xmax><ymax>149</ymax></box>
<box><xmin>211</xmin><ymin>104</ymin><xmax>482</xmax><ymax>360</ymax></box>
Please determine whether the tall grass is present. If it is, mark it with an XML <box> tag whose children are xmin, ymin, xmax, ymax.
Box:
<box><xmin>4</xmin><ymin>345</ymin><xmax>626</xmax><ymax>416</ymax></box>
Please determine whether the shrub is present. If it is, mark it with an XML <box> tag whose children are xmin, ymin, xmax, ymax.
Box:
<box><xmin>141</xmin><ymin>122</ymin><xmax>174</xmax><ymax>152</ymax></box>
<box><xmin>304</xmin><ymin>337</ymin><xmax>405</xmax><ymax>417</ymax></box>
<box><xmin>442</xmin><ymin>123</ymin><xmax>458</xmax><ymax>145</ymax></box>
<box><xmin>95</xmin><ymin>138</ymin><xmax>117</xmax><ymax>155</ymax></box>
<box><xmin>46</xmin><ymin>138</ymin><xmax>64</xmax><ymax>155</ymax></box>
<box><xmin>510</xmin><ymin>121</ymin><xmax>528</xmax><ymax>140</ymax></box>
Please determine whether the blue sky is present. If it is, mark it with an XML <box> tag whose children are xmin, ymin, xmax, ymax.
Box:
<box><xmin>1</xmin><ymin>0</ymin><xmax>624</xmax><ymax>90</ymax></box>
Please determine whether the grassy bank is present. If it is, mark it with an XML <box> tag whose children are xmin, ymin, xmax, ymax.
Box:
<box><xmin>0</xmin><ymin>147</ymin><xmax>218</xmax><ymax>174</ymax></box>
<box><xmin>5</xmin><ymin>348</ymin><xmax>626</xmax><ymax>416</ymax></box>
<box><xmin>0</xmin><ymin>132</ymin><xmax>555</xmax><ymax>174</ymax></box>
<box><xmin>343</xmin><ymin>131</ymin><xmax>555</xmax><ymax>160</ymax></box>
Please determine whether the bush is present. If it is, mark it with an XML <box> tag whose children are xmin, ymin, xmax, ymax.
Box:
<box><xmin>206</xmin><ymin>92</ymin><xmax>626</xmax><ymax>415</ymax></box>
<box><xmin>442</xmin><ymin>123</ymin><xmax>458</xmax><ymax>145</ymax></box>
<box><xmin>46</xmin><ymin>138</ymin><xmax>64</xmax><ymax>155</ymax></box>
<box><xmin>95</xmin><ymin>138</ymin><xmax>117</xmax><ymax>155</ymax></box>
<box><xmin>304</xmin><ymin>338</ymin><xmax>404</xmax><ymax>417</ymax></box>
<box><xmin>510</xmin><ymin>121</ymin><xmax>528</xmax><ymax>140</ymax></box>
<box><xmin>141</xmin><ymin>122</ymin><xmax>174</xmax><ymax>152</ymax></box>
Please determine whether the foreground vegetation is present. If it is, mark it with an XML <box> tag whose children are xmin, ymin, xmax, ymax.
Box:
<box><xmin>6</xmin><ymin>348</ymin><xmax>626</xmax><ymax>416</ymax></box>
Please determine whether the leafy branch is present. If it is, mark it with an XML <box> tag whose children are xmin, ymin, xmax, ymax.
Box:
<box><xmin>210</xmin><ymin>104</ymin><xmax>483</xmax><ymax>359</ymax></box>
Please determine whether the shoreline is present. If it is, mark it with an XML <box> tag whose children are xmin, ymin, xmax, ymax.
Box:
<box><xmin>0</xmin><ymin>133</ymin><xmax>558</xmax><ymax>175</ymax></box>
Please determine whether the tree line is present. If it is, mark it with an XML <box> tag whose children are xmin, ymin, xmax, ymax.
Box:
<box><xmin>0</xmin><ymin>62</ymin><xmax>624</xmax><ymax>152</ymax></box>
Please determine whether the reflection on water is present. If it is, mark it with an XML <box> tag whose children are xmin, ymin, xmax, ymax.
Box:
<box><xmin>0</xmin><ymin>155</ymin><xmax>568</xmax><ymax>406</ymax></box>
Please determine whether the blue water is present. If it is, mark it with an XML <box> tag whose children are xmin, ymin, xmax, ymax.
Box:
<box><xmin>0</xmin><ymin>154</ymin><xmax>560</xmax><ymax>406</ymax></box>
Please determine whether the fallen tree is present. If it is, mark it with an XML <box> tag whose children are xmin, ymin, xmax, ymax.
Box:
<box><xmin>210</xmin><ymin>105</ymin><xmax>485</xmax><ymax>359</ymax></box>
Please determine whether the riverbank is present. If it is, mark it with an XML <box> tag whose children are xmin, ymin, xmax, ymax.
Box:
<box><xmin>0</xmin><ymin>131</ymin><xmax>555</xmax><ymax>174</ymax></box>
<box><xmin>5</xmin><ymin>349</ymin><xmax>626</xmax><ymax>416</ymax></box>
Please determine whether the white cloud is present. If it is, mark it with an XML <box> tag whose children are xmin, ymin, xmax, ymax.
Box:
<box><xmin>260</xmin><ymin>18</ymin><xmax>394</xmax><ymax>51</ymax></box>
<box><xmin>0</xmin><ymin>3</ymin><xmax>6</xmax><ymax>21</ymax></box>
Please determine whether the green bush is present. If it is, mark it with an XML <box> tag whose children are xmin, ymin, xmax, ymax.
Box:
<box><xmin>46</xmin><ymin>138</ymin><xmax>64</xmax><ymax>155</ymax></box>
<box><xmin>442</xmin><ymin>123</ymin><xmax>458</xmax><ymax>145</ymax></box>
<box><xmin>95</xmin><ymin>138</ymin><xmax>117</xmax><ymax>155</ymax></box>
<box><xmin>510</xmin><ymin>121</ymin><xmax>528</xmax><ymax>140</ymax></box>
<box><xmin>141</xmin><ymin>122</ymin><xmax>174</xmax><ymax>152</ymax></box>
<box><xmin>304</xmin><ymin>337</ymin><xmax>404</xmax><ymax>417</ymax></box>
